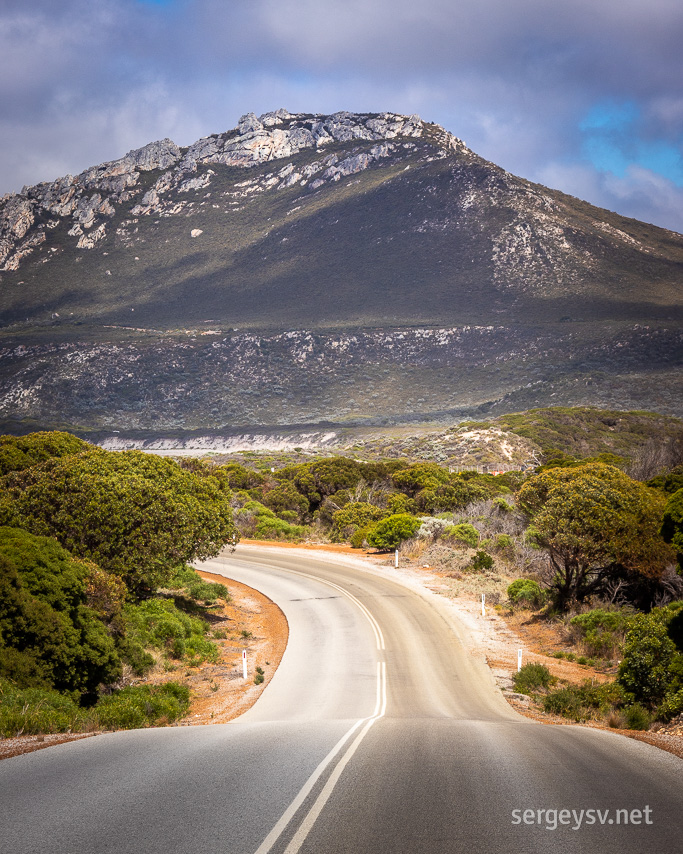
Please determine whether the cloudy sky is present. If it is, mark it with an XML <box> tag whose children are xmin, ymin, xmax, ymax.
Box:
<box><xmin>2</xmin><ymin>0</ymin><xmax>683</xmax><ymax>232</ymax></box>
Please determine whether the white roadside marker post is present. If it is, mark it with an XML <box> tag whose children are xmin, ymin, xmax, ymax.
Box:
<box><xmin>517</xmin><ymin>649</ymin><xmax>523</xmax><ymax>672</ymax></box>
<box><xmin>394</xmin><ymin>549</ymin><xmax>399</xmax><ymax>568</ymax></box>
<box><xmin>481</xmin><ymin>593</ymin><xmax>486</xmax><ymax>617</ymax></box>
<box><xmin>242</xmin><ymin>649</ymin><xmax>248</xmax><ymax>680</ymax></box>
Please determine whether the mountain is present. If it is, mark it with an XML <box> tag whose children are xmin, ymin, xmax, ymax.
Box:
<box><xmin>0</xmin><ymin>109</ymin><xmax>681</xmax><ymax>436</ymax></box>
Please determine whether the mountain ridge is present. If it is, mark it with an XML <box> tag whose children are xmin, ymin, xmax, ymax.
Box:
<box><xmin>0</xmin><ymin>109</ymin><xmax>681</xmax><ymax>433</ymax></box>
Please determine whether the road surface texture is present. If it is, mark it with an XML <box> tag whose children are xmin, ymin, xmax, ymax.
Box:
<box><xmin>0</xmin><ymin>545</ymin><xmax>680</xmax><ymax>853</ymax></box>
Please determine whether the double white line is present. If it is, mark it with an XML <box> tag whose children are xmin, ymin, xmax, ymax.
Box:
<box><xmin>284</xmin><ymin>567</ymin><xmax>386</xmax><ymax>652</ymax></box>
<box><xmin>221</xmin><ymin>558</ymin><xmax>387</xmax><ymax>854</ymax></box>
<box><xmin>254</xmin><ymin>655</ymin><xmax>387</xmax><ymax>854</ymax></box>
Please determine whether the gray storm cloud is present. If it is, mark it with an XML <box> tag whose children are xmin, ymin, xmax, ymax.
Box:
<box><xmin>1</xmin><ymin>0</ymin><xmax>681</xmax><ymax>230</ymax></box>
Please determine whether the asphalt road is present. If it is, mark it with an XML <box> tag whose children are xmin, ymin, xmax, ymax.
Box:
<box><xmin>1</xmin><ymin>545</ymin><xmax>681</xmax><ymax>854</ymax></box>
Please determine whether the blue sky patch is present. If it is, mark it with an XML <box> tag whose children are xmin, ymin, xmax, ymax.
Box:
<box><xmin>580</xmin><ymin>100</ymin><xmax>683</xmax><ymax>186</ymax></box>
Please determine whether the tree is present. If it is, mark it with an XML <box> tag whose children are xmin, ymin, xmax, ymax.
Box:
<box><xmin>661</xmin><ymin>488</ymin><xmax>683</xmax><ymax>572</ymax></box>
<box><xmin>0</xmin><ymin>431</ymin><xmax>91</xmax><ymax>476</ymax></box>
<box><xmin>518</xmin><ymin>463</ymin><xmax>674</xmax><ymax>610</ymax></box>
<box><xmin>0</xmin><ymin>448</ymin><xmax>239</xmax><ymax>595</ymax></box>
<box><xmin>0</xmin><ymin>527</ymin><xmax>121</xmax><ymax>698</ymax></box>
<box><xmin>392</xmin><ymin>462</ymin><xmax>449</xmax><ymax>496</ymax></box>
<box><xmin>367</xmin><ymin>514</ymin><xmax>421</xmax><ymax>551</ymax></box>
<box><xmin>262</xmin><ymin>480</ymin><xmax>310</xmax><ymax>520</ymax></box>
<box><xmin>618</xmin><ymin>611</ymin><xmax>680</xmax><ymax>706</ymax></box>
<box><xmin>331</xmin><ymin>502</ymin><xmax>387</xmax><ymax>542</ymax></box>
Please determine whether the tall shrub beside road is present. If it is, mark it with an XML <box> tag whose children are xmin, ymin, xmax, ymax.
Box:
<box><xmin>0</xmin><ymin>448</ymin><xmax>239</xmax><ymax>596</ymax></box>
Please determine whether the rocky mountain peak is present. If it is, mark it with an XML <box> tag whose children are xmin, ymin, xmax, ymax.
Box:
<box><xmin>0</xmin><ymin>110</ymin><xmax>468</xmax><ymax>273</ymax></box>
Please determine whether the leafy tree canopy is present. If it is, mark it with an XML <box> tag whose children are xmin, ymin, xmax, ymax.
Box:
<box><xmin>262</xmin><ymin>480</ymin><xmax>310</xmax><ymax>519</ymax></box>
<box><xmin>661</xmin><ymin>488</ymin><xmax>683</xmax><ymax>572</ymax></box>
<box><xmin>648</xmin><ymin>465</ymin><xmax>683</xmax><ymax>496</ymax></box>
<box><xmin>331</xmin><ymin>502</ymin><xmax>388</xmax><ymax>543</ymax></box>
<box><xmin>0</xmin><ymin>431</ymin><xmax>91</xmax><ymax>477</ymax></box>
<box><xmin>0</xmin><ymin>448</ymin><xmax>239</xmax><ymax>595</ymax></box>
<box><xmin>0</xmin><ymin>527</ymin><xmax>120</xmax><ymax>698</ymax></box>
<box><xmin>518</xmin><ymin>463</ymin><xmax>674</xmax><ymax>610</ymax></box>
<box><xmin>392</xmin><ymin>463</ymin><xmax>449</xmax><ymax>496</ymax></box>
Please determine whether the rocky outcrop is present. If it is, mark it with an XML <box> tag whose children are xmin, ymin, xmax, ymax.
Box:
<box><xmin>0</xmin><ymin>111</ymin><xmax>463</xmax><ymax>271</ymax></box>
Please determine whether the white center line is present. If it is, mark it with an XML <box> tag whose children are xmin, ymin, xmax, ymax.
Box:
<box><xmin>283</xmin><ymin>662</ymin><xmax>387</xmax><ymax>854</ymax></box>
<box><xmin>253</xmin><ymin>662</ymin><xmax>387</xmax><ymax>854</ymax></box>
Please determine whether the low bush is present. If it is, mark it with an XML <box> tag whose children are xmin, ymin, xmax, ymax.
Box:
<box><xmin>493</xmin><ymin>533</ymin><xmax>515</xmax><ymax>558</ymax></box>
<box><xmin>468</xmin><ymin>550</ymin><xmax>494</xmax><ymax>571</ymax></box>
<box><xmin>167</xmin><ymin>565</ymin><xmax>229</xmax><ymax>605</ymax></box>
<box><xmin>123</xmin><ymin>599</ymin><xmax>218</xmax><ymax>666</ymax></box>
<box><xmin>569</xmin><ymin>609</ymin><xmax>634</xmax><ymax>659</ymax></box>
<box><xmin>513</xmin><ymin>662</ymin><xmax>554</xmax><ymax>694</ymax></box>
<box><xmin>543</xmin><ymin>686</ymin><xmax>584</xmax><ymax>720</ymax></box>
<box><xmin>657</xmin><ymin>689</ymin><xmax>683</xmax><ymax>722</ymax></box>
<box><xmin>542</xmin><ymin>680</ymin><xmax>626</xmax><ymax>722</ymax></box>
<box><xmin>350</xmin><ymin>525</ymin><xmax>374</xmax><ymax>549</ymax></box>
<box><xmin>331</xmin><ymin>502</ymin><xmax>386</xmax><ymax>543</ymax></box>
<box><xmin>0</xmin><ymin>678</ymin><xmax>190</xmax><ymax>736</ymax></box>
<box><xmin>444</xmin><ymin>523</ymin><xmax>479</xmax><ymax>548</ymax></box>
<box><xmin>367</xmin><ymin>514</ymin><xmax>422</xmax><ymax>550</ymax></box>
<box><xmin>622</xmin><ymin>703</ymin><xmax>651</xmax><ymax>731</ymax></box>
<box><xmin>95</xmin><ymin>683</ymin><xmax>190</xmax><ymax>730</ymax></box>
<box><xmin>507</xmin><ymin>578</ymin><xmax>545</xmax><ymax>609</ymax></box>
<box><xmin>0</xmin><ymin>679</ymin><xmax>89</xmax><ymax>737</ymax></box>
<box><xmin>618</xmin><ymin>614</ymin><xmax>677</xmax><ymax>705</ymax></box>
<box><xmin>233</xmin><ymin>499</ymin><xmax>308</xmax><ymax>541</ymax></box>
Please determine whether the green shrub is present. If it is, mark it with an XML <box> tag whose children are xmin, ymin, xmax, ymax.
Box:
<box><xmin>0</xmin><ymin>449</ymin><xmax>238</xmax><ymax>596</ymax></box>
<box><xmin>366</xmin><ymin>514</ymin><xmax>422</xmax><ymax>550</ymax></box>
<box><xmin>657</xmin><ymin>689</ymin><xmax>683</xmax><ymax>722</ymax></box>
<box><xmin>493</xmin><ymin>533</ymin><xmax>515</xmax><ymax>557</ymax></box>
<box><xmin>513</xmin><ymin>663</ymin><xmax>554</xmax><ymax>694</ymax></box>
<box><xmin>507</xmin><ymin>579</ymin><xmax>545</xmax><ymax>608</ymax></box>
<box><xmin>623</xmin><ymin>703</ymin><xmax>651</xmax><ymax>731</ymax></box>
<box><xmin>468</xmin><ymin>550</ymin><xmax>494</xmax><ymax>571</ymax></box>
<box><xmin>254</xmin><ymin>516</ymin><xmax>307</xmax><ymax>541</ymax></box>
<box><xmin>543</xmin><ymin>686</ymin><xmax>584</xmax><ymax>720</ymax></box>
<box><xmin>123</xmin><ymin>599</ymin><xmax>218</xmax><ymax>665</ymax></box>
<box><xmin>167</xmin><ymin>565</ymin><xmax>229</xmax><ymax>604</ymax></box>
<box><xmin>618</xmin><ymin>614</ymin><xmax>676</xmax><ymax>705</ymax></box>
<box><xmin>331</xmin><ymin>502</ymin><xmax>386</xmax><ymax>542</ymax></box>
<box><xmin>0</xmin><ymin>679</ymin><xmax>89</xmax><ymax>737</ymax></box>
<box><xmin>386</xmin><ymin>493</ymin><xmax>417</xmax><ymax>515</ymax></box>
<box><xmin>350</xmin><ymin>525</ymin><xmax>374</xmax><ymax>549</ymax></box>
<box><xmin>95</xmin><ymin>683</ymin><xmax>190</xmax><ymax>730</ymax></box>
<box><xmin>444</xmin><ymin>523</ymin><xmax>479</xmax><ymax>547</ymax></box>
<box><xmin>569</xmin><ymin>609</ymin><xmax>634</xmax><ymax>658</ymax></box>
<box><xmin>0</xmin><ymin>528</ymin><xmax>121</xmax><ymax>699</ymax></box>
<box><xmin>543</xmin><ymin>680</ymin><xmax>626</xmax><ymax>722</ymax></box>
<box><xmin>115</xmin><ymin>636</ymin><xmax>155</xmax><ymax>677</ymax></box>
<box><xmin>234</xmin><ymin>499</ymin><xmax>308</xmax><ymax>541</ymax></box>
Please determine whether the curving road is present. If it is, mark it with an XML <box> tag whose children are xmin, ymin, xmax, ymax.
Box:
<box><xmin>0</xmin><ymin>545</ymin><xmax>681</xmax><ymax>854</ymax></box>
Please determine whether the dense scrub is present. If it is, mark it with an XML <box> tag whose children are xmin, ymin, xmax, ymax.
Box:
<box><xmin>2</xmin><ymin>425</ymin><xmax>682</xmax><ymax>736</ymax></box>
<box><xmin>0</xmin><ymin>433</ymin><xmax>234</xmax><ymax>736</ymax></box>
